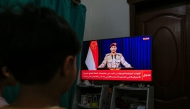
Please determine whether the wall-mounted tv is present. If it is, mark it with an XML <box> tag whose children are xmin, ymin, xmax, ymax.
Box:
<box><xmin>81</xmin><ymin>35</ymin><xmax>152</xmax><ymax>81</ymax></box>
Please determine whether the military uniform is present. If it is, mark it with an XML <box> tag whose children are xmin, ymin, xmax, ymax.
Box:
<box><xmin>98</xmin><ymin>53</ymin><xmax>132</xmax><ymax>69</ymax></box>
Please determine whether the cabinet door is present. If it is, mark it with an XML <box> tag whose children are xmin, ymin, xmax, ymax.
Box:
<box><xmin>134</xmin><ymin>5</ymin><xmax>190</xmax><ymax>109</ymax></box>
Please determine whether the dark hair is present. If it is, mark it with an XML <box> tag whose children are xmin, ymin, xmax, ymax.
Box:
<box><xmin>0</xmin><ymin>5</ymin><xmax>81</xmax><ymax>85</ymax></box>
<box><xmin>0</xmin><ymin>10</ymin><xmax>20</xmax><ymax>80</ymax></box>
<box><xmin>0</xmin><ymin>55</ymin><xmax>6</xmax><ymax>80</ymax></box>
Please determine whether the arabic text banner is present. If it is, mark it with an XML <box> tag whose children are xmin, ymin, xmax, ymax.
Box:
<box><xmin>81</xmin><ymin>70</ymin><xmax>152</xmax><ymax>81</ymax></box>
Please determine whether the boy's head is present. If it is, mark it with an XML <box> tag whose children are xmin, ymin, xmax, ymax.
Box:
<box><xmin>0</xmin><ymin>5</ymin><xmax>81</xmax><ymax>92</ymax></box>
<box><xmin>0</xmin><ymin>11</ymin><xmax>19</xmax><ymax>86</ymax></box>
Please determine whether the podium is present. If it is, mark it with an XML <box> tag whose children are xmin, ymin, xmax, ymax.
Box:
<box><xmin>97</xmin><ymin>67</ymin><xmax>134</xmax><ymax>70</ymax></box>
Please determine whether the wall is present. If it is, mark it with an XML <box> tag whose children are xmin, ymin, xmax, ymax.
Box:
<box><xmin>77</xmin><ymin>0</ymin><xmax>130</xmax><ymax>84</ymax></box>
<box><xmin>81</xmin><ymin>0</ymin><xmax>130</xmax><ymax>41</ymax></box>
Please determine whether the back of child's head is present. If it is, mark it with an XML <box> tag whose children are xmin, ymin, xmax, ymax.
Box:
<box><xmin>0</xmin><ymin>10</ymin><xmax>19</xmax><ymax>81</ymax></box>
<box><xmin>0</xmin><ymin>4</ymin><xmax>81</xmax><ymax>85</ymax></box>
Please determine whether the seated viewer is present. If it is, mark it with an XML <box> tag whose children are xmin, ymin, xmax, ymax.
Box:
<box><xmin>0</xmin><ymin>13</ymin><xmax>18</xmax><ymax>108</ymax></box>
<box><xmin>0</xmin><ymin>4</ymin><xmax>81</xmax><ymax>109</ymax></box>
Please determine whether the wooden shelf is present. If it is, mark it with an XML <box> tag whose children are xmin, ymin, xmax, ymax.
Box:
<box><xmin>110</xmin><ymin>86</ymin><xmax>154</xmax><ymax>109</ymax></box>
<box><xmin>75</xmin><ymin>85</ymin><xmax>110</xmax><ymax>109</ymax></box>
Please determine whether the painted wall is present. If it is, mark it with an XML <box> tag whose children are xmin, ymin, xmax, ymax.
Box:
<box><xmin>81</xmin><ymin>0</ymin><xmax>130</xmax><ymax>41</ymax></box>
<box><xmin>77</xmin><ymin>0</ymin><xmax>130</xmax><ymax>84</ymax></box>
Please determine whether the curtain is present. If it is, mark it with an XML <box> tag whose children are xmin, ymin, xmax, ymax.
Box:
<box><xmin>1</xmin><ymin>0</ymin><xmax>86</xmax><ymax>109</ymax></box>
<box><xmin>59</xmin><ymin>3</ymin><xmax>86</xmax><ymax>108</ymax></box>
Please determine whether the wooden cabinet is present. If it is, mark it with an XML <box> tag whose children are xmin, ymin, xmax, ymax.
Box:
<box><xmin>110</xmin><ymin>86</ymin><xmax>154</xmax><ymax>109</ymax></box>
<box><xmin>127</xmin><ymin>0</ymin><xmax>190</xmax><ymax>108</ymax></box>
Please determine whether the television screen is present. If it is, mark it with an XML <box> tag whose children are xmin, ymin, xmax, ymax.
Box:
<box><xmin>81</xmin><ymin>35</ymin><xmax>152</xmax><ymax>81</ymax></box>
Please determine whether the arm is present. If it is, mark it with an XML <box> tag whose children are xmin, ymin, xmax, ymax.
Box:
<box><xmin>98</xmin><ymin>55</ymin><xmax>107</xmax><ymax>68</ymax></box>
<box><xmin>120</xmin><ymin>54</ymin><xmax>132</xmax><ymax>68</ymax></box>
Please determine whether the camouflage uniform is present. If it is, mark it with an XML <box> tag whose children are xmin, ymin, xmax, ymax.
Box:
<box><xmin>98</xmin><ymin>53</ymin><xmax>132</xmax><ymax>69</ymax></box>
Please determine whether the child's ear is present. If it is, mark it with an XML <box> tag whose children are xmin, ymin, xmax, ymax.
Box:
<box><xmin>58</xmin><ymin>56</ymin><xmax>76</xmax><ymax>93</ymax></box>
<box><xmin>62</xmin><ymin>56</ymin><xmax>75</xmax><ymax>76</ymax></box>
<box><xmin>2</xmin><ymin>66</ymin><xmax>10</xmax><ymax>77</ymax></box>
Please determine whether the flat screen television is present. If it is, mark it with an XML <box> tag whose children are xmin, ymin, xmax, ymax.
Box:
<box><xmin>81</xmin><ymin>35</ymin><xmax>152</xmax><ymax>81</ymax></box>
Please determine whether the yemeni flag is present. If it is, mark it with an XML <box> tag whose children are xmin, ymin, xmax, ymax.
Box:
<box><xmin>85</xmin><ymin>41</ymin><xmax>99</xmax><ymax>70</ymax></box>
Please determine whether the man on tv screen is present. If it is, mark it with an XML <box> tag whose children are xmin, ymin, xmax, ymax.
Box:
<box><xmin>98</xmin><ymin>43</ymin><xmax>132</xmax><ymax>70</ymax></box>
